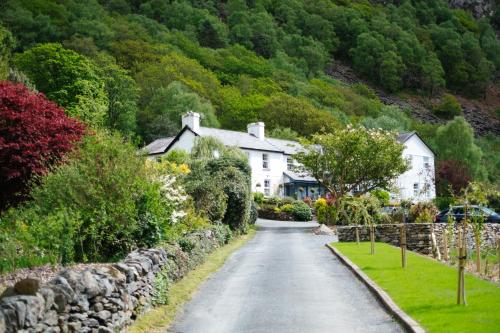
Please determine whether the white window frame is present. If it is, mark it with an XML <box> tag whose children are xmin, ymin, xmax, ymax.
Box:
<box><xmin>262</xmin><ymin>153</ymin><xmax>269</xmax><ymax>170</ymax></box>
<box><xmin>423</xmin><ymin>156</ymin><xmax>430</xmax><ymax>169</ymax></box>
<box><xmin>264</xmin><ymin>179</ymin><xmax>271</xmax><ymax>196</ymax></box>
<box><xmin>413</xmin><ymin>183</ymin><xmax>419</xmax><ymax>196</ymax></box>
<box><xmin>287</xmin><ymin>157</ymin><xmax>293</xmax><ymax>171</ymax></box>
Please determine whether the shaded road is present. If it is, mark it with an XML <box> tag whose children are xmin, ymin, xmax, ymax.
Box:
<box><xmin>168</xmin><ymin>219</ymin><xmax>403</xmax><ymax>333</ymax></box>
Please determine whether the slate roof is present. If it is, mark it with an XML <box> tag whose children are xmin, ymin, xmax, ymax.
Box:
<box><xmin>283</xmin><ymin>171</ymin><xmax>317</xmax><ymax>183</ymax></box>
<box><xmin>198</xmin><ymin>127</ymin><xmax>282</xmax><ymax>152</ymax></box>
<box><xmin>396</xmin><ymin>131</ymin><xmax>415</xmax><ymax>143</ymax></box>
<box><xmin>265</xmin><ymin>137</ymin><xmax>304</xmax><ymax>155</ymax></box>
<box><xmin>143</xmin><ymin>137</ymin><xmax>175</xmax><ymax>154</ymax></box>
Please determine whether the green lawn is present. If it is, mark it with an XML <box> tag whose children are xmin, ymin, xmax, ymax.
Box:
<box><xmin>333</xmin><ymin>242</ymin><xmax>500</xmax><ymax>333</ymax></box>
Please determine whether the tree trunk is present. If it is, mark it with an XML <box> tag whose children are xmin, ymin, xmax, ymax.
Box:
<box><xmin>355</xmin><ymin>225</ymin><xmax>360</xmax><ymax>244</ymax></box>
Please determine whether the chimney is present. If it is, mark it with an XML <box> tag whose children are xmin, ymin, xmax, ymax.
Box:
<box><xmin>182</xmin><ymin>111</ymin><xmax>200</xmax><ymax>133</ymax></box>
<box><xmin>247</xmin><ymin>122</ymin><xmax>265</xmax><ymax>140</ymax></box>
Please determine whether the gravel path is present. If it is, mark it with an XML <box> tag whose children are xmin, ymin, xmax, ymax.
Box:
<box><xmin>168</xmin><ymin>219</ymin><xmax>403</xmax><ymax>333</ymax></box>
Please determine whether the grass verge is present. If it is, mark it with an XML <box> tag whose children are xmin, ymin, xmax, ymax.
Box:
<box><xmin>333</xmin><ymin>242</ymin><xmax>500</xmax><ymax>333</ymax></box>
<box><xmin>127</xmin><ymin>227</ymin><xmax>257</xmax><ymax>333</ymax></box>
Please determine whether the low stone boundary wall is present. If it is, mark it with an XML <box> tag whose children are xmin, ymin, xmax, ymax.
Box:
<box><xmin>0</xmin><ymin>226</ymin><xmax>231</xmax><ymax>333</ymax></box>
<box><xmin>337</xmin><ymin>223</ymin><xmax>500</xmax><ymax>255</ymax></box>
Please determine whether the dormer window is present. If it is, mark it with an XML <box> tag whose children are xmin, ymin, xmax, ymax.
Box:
<box><xmin>287</xmin><ymin>157</ymin><xmax>293</xmax><ymax>171</ymax></box>
<box><xmin>262</xmin><ymin>153</ymin><xmax>269</xmax><ymax>169</ymax></box>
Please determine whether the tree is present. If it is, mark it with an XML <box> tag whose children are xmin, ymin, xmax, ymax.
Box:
<box><xmin>0</xmin><ymin>25</ymin><xmax>15</xmax><ymax>80</ymax></box>
<box><xmin>436</xmin><ymin>160</ymin><xmax>471</xmax><ymax>196</ymax></box>
<box><xmin>294</xmin><ymin>127</ymin><xmax>408</xmax><ymax>210</ymax></box>
<box><xmin>434</xmin><ymin>117</ymin><xmax>486</xmax><ymax>180</ymax></box>
<box><xmin>94</xmin><ymin>53</ymin><xmax>138</xmax><ymax>137</ymax></box>
<box><xmin>139</xmin><ymin>81</ymin><xmax>219</xmax><ymax>142</ymax></box>
<box><xmin>379</xmin><ymin>51</ymin><xmax>405</xmax><ymax>92</ymax></box>
<box><xmin>433</xmin><ymin>93</ymin><xmax>461</xmax><ymax>118</ymax></box>
<box><xmin>0</xmin><ymin>82</ymin><xmax>85</xmax><ymax>209</ymax></box>
<box><xmin>13</xmin><ymin>43</ymin><xmax>108</xmax><ymax>126</ymax></box>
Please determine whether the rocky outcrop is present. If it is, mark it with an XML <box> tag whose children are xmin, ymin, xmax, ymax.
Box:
<box><xmin>327</xmin><ymin>61</ymin><xmax>500</xmax><ymax>136</ymax></box>
<box><xmin>0</xmin><ymin>226</ymin><xmax>231</xmax><ymax>333</ymax></box>
<box><xmin>338</xmin><ymin>223</ymin><xmax>500</xmax><ymax>255</ymax></box>
<box><xmin>448</xmin><ymin>0</ymin><xmax>495</xmax><ymax>19</ymax></box>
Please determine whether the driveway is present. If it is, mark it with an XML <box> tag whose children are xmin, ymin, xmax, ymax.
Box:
<box><xmin>168</xmin><ymin>219</ymin><xmax>403</xmax><ymax>333</ymax></box>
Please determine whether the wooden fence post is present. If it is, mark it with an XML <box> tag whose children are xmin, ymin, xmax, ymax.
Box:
<box><xmin>443</xmin><ymin>229</ymin><xmax>449</xmax><ymax>261</ymax></box>
<box><xmin>355</xmin><ymin>225</ymin><xmax>360</xmax><ymax>244</ymax></box>
<box><xmin>431</xmin><ymin>225</ymin><xmax>441</xmax><ymax>261</ymax></box>
<box><xmin>400</xmin><ymin>224</ymin><xmax>406</xmax><ymax>268</ymax></box>
<box><xmin>370</xmin><ymin>224</ymin><xmax>375</xmax><ymax>255</ymax></box>
<box><xmin>457</xmin><ymin>227</ymin><xmax>467</xmax><ymax>305</ymax></box>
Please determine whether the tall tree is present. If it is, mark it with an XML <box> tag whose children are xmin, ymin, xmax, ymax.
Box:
<box><xmin>13</xmin><ymin>43</ymin><xmax>108</xmax><ymax>126</ymax></box>
<box><xmin>294</xmin><ymin>127</ymin><xmax>408</xmax><ymax>207</ymax></box>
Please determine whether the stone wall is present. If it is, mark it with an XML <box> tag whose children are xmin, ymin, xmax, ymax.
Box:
<box><xmin>0</xmin><ymin>226</ymin><xmax>231</xmax><ymax>333</ymax></box>
<box><xmin>337</xmin><ymin>223</ymin><xmax>500</xmax><ymax>255</ymax></box>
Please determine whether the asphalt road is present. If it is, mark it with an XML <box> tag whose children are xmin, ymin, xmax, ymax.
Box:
<box><xmin>168</xmin><ymin>219</ymin><xmax>403</xmax><ymax>333</ymax></box>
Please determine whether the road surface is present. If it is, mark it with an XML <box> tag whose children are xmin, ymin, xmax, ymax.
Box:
<box><xmin>168</xmin><ymin>219</ymin><xmax>403</xmax><ymax>333</ymax></box>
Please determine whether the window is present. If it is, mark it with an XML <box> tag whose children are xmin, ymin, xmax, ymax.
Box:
<box><xmin>413</xmin><ymin>183</ymin><xmax>419</xmax><ymax>196</ymax></box>
<box><xmin>264</xmin><ymin>179</ymin><xmax>271</xmax><ymax>196</ymax></box>
<box><xmin>287</xmin><ymin>157</ymin><xmax>293</xmax><ymax>170</ymax></box>
<box><xmin>423</xmin><ymin>156</ymin><xmax>430</xmax><ymax>169</ymax></box>
<box><xmin>262</xmin><ymin>153</ymin><xmax>269</xmax><ymax>169</ymax></box>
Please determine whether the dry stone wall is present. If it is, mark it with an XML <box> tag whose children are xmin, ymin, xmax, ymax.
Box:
<box><xmin>337</xmin><ymin>223</ymin><xmax>500</xmax><ymax>255</ymax></box>
<box><xmin>0</xmin><ymin>226</ymin><xmax>231</xmax><ymax>333</ymax></box>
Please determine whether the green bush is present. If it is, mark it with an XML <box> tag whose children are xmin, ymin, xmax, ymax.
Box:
<box><xmin>433</xmin><ymin>94</ymin><xmax>462</xmax><ymax>118</ymax></box>
<box><xmin>249</xmin><ymin>201</ymin><xmax>258</xmax><ymax>225</ymax></box>
<box><xmin>434</xmin><ymin>197</ymin><xmax>453</xmax><ymax>210</ymax></box>
<box><xmin>0</xmin><ymin>131</ymin><xmax>184</xmax><ymax>267</ymax></box>
<box><xmin>281</xmin><ymin>203</ymin><xmax>294</xmax><ymax>213</ymax></box>
<box><xmin>291</xmin><ymin>201</ymin><xmax>313</xmax><ymax>221</ymax></box>
<box><xmin>253</xmin><ymin>192</ymin><xmax>265</xmax><ymax>204</ymax></box>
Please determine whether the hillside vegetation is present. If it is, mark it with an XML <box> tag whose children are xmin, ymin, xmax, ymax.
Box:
<box><xmin>0</xmin><ymin>0</ymin><xmax>499</xmax><ymax>189</ymax></box>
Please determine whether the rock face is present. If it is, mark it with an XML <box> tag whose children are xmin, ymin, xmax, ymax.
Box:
<box><xmin>0</xmin><ymin>226</ymin><xmax>231</xmax><ymax>333</ymax></box>
<box><xmin>448</xmin><ymin>0</ymin><xmax>495</xmax><ymax>18</ymax></box>
<box><xmin>338</xmin><ymin>223</ymin><xmax>500</xmax><ymax>255</ymax></box>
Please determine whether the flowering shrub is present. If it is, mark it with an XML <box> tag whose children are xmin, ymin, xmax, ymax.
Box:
<box><xmin>409</xmin><ymin>201</ymin><xmax>439</xmax><ymax>223</ymax></box>
<box><xmin>315</xmin><ymin>197</ymin><xmax>337</xmax><ymax>225</ymax></box>
<box><xmin>0</xmin><ymin>81</ymin><xmax>85</xmax><ymax>209</ymax></box>
<box><xmin>257</xmin><ymin>197</ymin><xmax>312</xmax><ymax>221</ymax></box>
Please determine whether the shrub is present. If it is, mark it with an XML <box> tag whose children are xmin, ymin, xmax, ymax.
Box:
<box><xmin>0</xmin><ymin>81</ymin><xmax>85</xmax><ymax>209</ymax></box>
<box><xmin>371</xmin><ymin>189</ymin><xmax>390</xmax><ymax>206</ymax></box>
<box><xmin>409</xmin><ymin>201</ymin><xmax>439</xmax><ymax>223</ymax></box>
<box><xmin>217</xmin><ymin>166</ymin><xmax>251</xmax><ymax>231</ymax></box>
<box><xmin>434</xmin><ymin>197</ymin><xmax>453</xmax><ymax>210</ymax></box>
<box><xmin>13</xmin><ymin>131</ymin><xmax>181</xmax><ymax>263</ymax></box>
<box><xmin>281</xmin><ymin>203</ymin><xmax>294</xmax><ymax>213</ymax></box>
<box><xmin>249</xmin><ymin>201</ymin><xmax>258</xmax><ymax>225</ymax></box>
<box><xmin>433</xmin><ymin>93</ymin><xmax>462</xmax><ymax>118</ymax></box>
<box><xmin>253</xmin><ymin>192</ymin><xmax>265</xmax><ymax>204</ymax></box>
<box><xmin>185</xmin><ymin>175</ymin><xmax>227</xmax><ymax>223</ymax></box>
<box><xmin>292</xmin><ymin>201</ymin><xmax>312</xmax><ymax>221</ymax></box>
<box><xmin>315</xmin><ymin>197</ymin><xmax>336</xmax><ymax>225</ymax></box>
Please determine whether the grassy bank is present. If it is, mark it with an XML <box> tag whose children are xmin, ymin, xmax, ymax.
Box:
<box><xmin>333</xmin><ymin>242</ymin><xmax>500</xmax><ymax>333</ymax></box>
<box><xmin>128</xmin><ymin>227</ymin><xmax>257</xmax><ymax>333</ymax></box>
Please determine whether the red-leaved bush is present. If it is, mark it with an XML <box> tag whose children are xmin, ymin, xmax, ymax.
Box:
<box><xmin>436</xmin><ymin>159</ymin><xmax>472</xmax><ymax>196</ymax></box>
<box><xmin>0</xmin><ymin>81</ymin><xmax>85</xmax><ymax>209</ymax></box>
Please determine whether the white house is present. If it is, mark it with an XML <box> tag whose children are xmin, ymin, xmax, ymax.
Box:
<box><xmin>144</xmin><ymin>112</ymin><xmax>435</xmax><ymax>202</ymax></box>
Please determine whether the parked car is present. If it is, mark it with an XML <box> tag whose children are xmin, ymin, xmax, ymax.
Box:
<box><xmin>435</xmin><ymin>205</ymin><xmax>500</xmax><ymax>223</ymax></box>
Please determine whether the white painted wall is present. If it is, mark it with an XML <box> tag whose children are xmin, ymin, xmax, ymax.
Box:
<box><xmin>168</xmin><ymin>130</ymin><xmax>197</xmax><ymax>152</ymax></box>
<box><xmin>243</xmin><ymin>149</ymin><xmax>287</xmax><ymax>196</ymax></box>
<box><xmin>392</xmin><ymin>135</ymin><xmax>435</xmax><ymax>202</ymax></box>
<box><xmin>155</xmin><ymin>129</ymin><xmax>436</xmax><ymax>203</ymax></box>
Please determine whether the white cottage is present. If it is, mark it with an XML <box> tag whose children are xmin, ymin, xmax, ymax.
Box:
<box><xmin>144</xmin><ymin>112</ymin><xmax>435</xmax><ymax>202</ymax></box>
